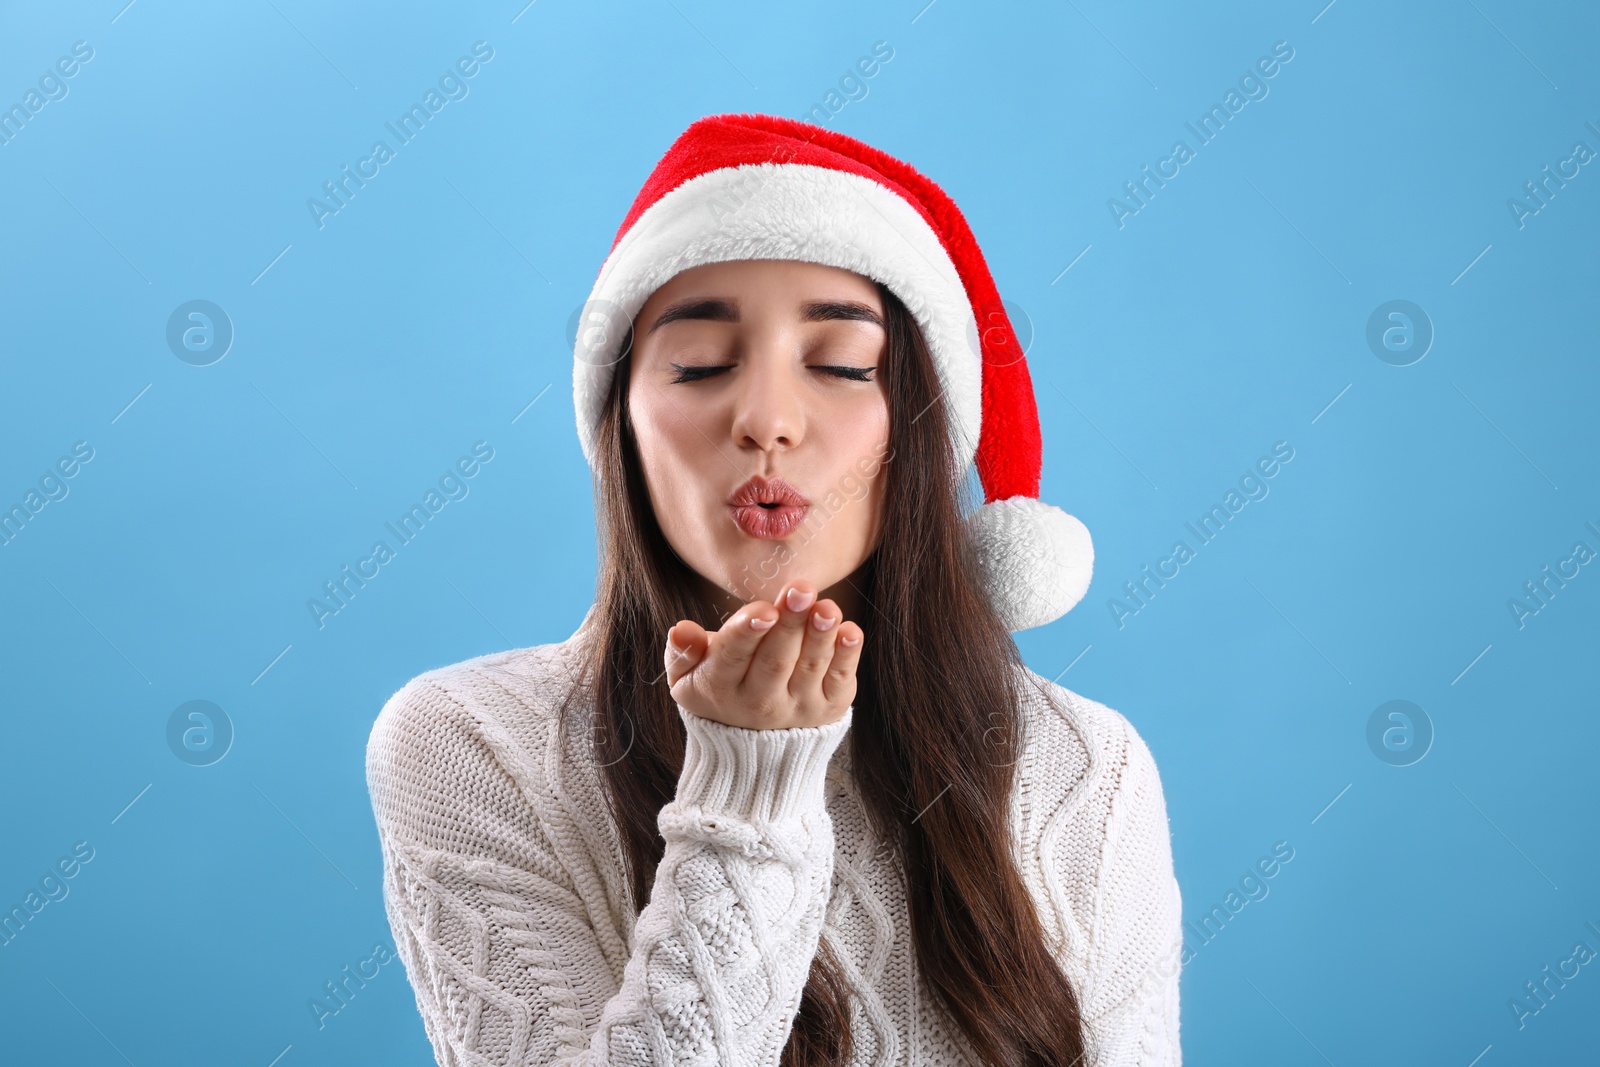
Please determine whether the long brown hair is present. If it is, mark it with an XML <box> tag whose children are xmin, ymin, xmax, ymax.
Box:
<box><xmin>558</xmin><ymin>279</ymin><xmax>1087</xmax><ymax>1065</ymax></box>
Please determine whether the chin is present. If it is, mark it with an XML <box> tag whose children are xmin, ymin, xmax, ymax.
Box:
<box><xmin>721</xmin><ymin>552</ymin><xmax>787</xmax><ymax>602</ymax></box>
<box><xmin>685</xmin><ymin>525</ymin><xmax>865</xmax><ymax>605</ymax></box>
<box><xmin>698</xmin><ymin>549</ymin><xmax>789</xmax><ymax>605</ymax></box>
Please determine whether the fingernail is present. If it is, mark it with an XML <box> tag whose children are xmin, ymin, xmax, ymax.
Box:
<box><xmin>667</xmin><ymin>629</ymin><xmax>686</xmax><ymax>650</ymax></box>
<box><xmin>786</xmin><ymin>587</ymin><xmax>816</xmax><ymax>612</ymax></box>
<box><xmin>811</xmin><ymin>610</ymin><xmax>837</xmax><ymax>632</ymax></box>
<box><xmin>749</xmin><ymin>615</ymin><xmax>777</xmax><ymax>632</ymax></box>
<box><xmin>840</xmin><ymin>631</ymin><xmax>861</xmax><ymax>646</ymax></box>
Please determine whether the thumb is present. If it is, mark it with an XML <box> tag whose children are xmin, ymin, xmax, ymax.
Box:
<box><xmin>664</xmin><ymin>621</ymin><xmax>707</xmax><ymax>686</ymax></box>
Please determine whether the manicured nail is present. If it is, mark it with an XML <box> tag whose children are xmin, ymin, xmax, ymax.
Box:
<box><xmin>810</xmin><ymin>610</ymin><xmax>837</xmax><ymax>632</ymax></box>
<box><xmin>786</xmin><ymin>587</ymin><xmax>816</xmax><ymax>612</ymax></box>
<box><xmin>840</xmin><ymin>631</ymin><xmax>861</xmax><ymax>646</ymax></box>
<box><xmin>750</xmin><ymin>615</ymin><xmax>777</xmax><ymax>632</ymax></box>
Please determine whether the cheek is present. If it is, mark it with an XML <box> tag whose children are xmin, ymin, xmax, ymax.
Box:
<box><xmin>628</xmin><ymin>391</ymin><xmax>714</xmax><ymax>523</ymax></box>
<box><xmin>847</xmin><ymin>396</ymin><xmax>891</xmax><ymax>474</ymax></box>
<box><xmin>630</xmin><ymin>382</ymin><xmax>695</xmax><ymax>462</ymax></box>
<box><xmin>828</xmin><ymin>398</ymin><xmax>891</xmax><ymax>532</ymax></box>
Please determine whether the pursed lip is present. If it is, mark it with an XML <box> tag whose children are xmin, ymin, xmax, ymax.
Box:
<box><xmin>726</xmin><ymin>474</ymin><xmax>810</xmax><ymax>508</ymax></box>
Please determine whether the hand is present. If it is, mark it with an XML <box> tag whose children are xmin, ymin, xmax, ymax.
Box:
<box><xmin>664</xmin><ymin>579</ymin><xmax>863</xmax><ymax>730</ymax></box>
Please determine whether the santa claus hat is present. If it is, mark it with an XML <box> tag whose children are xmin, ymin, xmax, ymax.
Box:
<box><xmin>571</xmin><ymin>112</ymin><xmax>1093</xmax><ymax>631</ymax></box>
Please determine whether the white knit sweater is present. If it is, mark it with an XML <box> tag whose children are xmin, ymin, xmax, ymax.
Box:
<box><xmin>365</xmin><ymin>616</ymin><xmax>1183</xmax><ymax>1066</ymax></box>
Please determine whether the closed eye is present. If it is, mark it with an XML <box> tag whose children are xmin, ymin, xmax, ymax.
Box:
<box><xmin>669</xmin><ymin>363</ymin><xmax>877</xmax><ymax>384</ymax></box>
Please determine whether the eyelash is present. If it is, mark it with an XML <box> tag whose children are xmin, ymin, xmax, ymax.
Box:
<box><xmin>669</xmin><ymin>363</ymin><xmax>877</xmax><ymax>384</ymax></box>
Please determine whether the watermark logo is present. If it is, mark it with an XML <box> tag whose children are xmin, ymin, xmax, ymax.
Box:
<box><xmin>166</xmin><ymin>300</ymin><xmax>234</xmax><ymax>366</ymax></box>
<box><xmin>1365</xmin><ymin>299</ymin><xmax>1432</xmax><ymax>367</ymax></box>
<box><xmin>0</xmin><ymin>440</ymin><xmax>95</xmax><ymax>549</ymax></box>
<box><xmin>966</xmin><ymin>298</ymin><xmax>1034</xmax><ymax>369</ymax></box>
<box><xmin>1365</xmin><ymin>699</ymin><xmax>1432</xmax><ymax>767</ymax></box>
<box><xmin>1508</xmin><ymin>117</ymin><xmax>1599</xmax><ymax>230</ymax></box>
<box><xmin>1001</xmin><ymin>300</ymin><xmax>1033</xmax><ymax>358</ymax></box>
<box><xmin>309</xmin><ymin>942</ymin><xmax>398</xmax><ymax>1029</ymax></box>
<box><xmin>307</xmin><ymin>42</ymin><xmax>495</xmax><ymax>230</ymax></box>
<box><xmin>0</xmin><ymin>40</ymin><xmax>94</xmax><ymax>148</ymax></box>
<box><xmin>1108</xmin><ymin>40</ymin><xmax>1295</xmax><ymax>229</ymax></box>
<box><xmin>167</xmin><ymin>700</ymin><xmax>234</xmax><ymax>767</ymax></box>
<box><xmin>1109</xmin><ymin>441</ymin><xmax>1295</xmax><ymax>629</ymax></box>
<box><xmin>1</xmin><ymin>841</ymin><xmax>95</xmax><ymax>947</ymax></box>
<box><xmin>797</xmin><ymin>40</ymin><xmax>895</xmax><ymax>127</ymax></box>
<box><xmin>568</xmin><ymin>297</ymin><xmax>633</xmax><ymax>370</ymax></box>
<box><xmin>576</xmin><ymin>701</ymin><xmax>637</xmax><ymax>771</ymax></box>
<box><xmin>1507</xmin><ymin>521</ymin><xmax>1598</xmax><ymax>630</ymax></box>
<box><xmin>1182</xmin><ymin>840</ymin><xmax>1296</xmax><ymax>961</ymax></box>
<box><xmin>308</xmin><ymin>441</ymin><xmax>495</xmax><ymax>629</ymax></box>
<box><xmin>1509</xmin><ymin>920</ymin><xmax>1600</xmax><ymax>1031</ymax></box>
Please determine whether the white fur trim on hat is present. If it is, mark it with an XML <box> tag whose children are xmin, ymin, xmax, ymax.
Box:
<box><xmin>572</xmin><ymin>162</ymin><xmax>982</xmax><ymax>476</ymax></box>
<box><xmin>966</xmin><ymin>496</ymin><xmax>1095</xmax><ymax>631</ymax></box>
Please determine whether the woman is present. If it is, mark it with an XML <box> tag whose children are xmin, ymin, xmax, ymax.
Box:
<box><xmin>367</xmin><ymin>113</ymin><xmax>1182</xmax><ymax>1066</ymax></box>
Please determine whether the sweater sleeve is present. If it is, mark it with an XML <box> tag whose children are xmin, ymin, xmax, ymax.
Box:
<box><xmin>1072</xmin><ymin>709</ymin><xmax>1184</xmax><ymax>1066</ymax></box>
<box><xmin>366</xmin><ymin>674</ymin><xmax>850</xmax><ymax>1067</ymax></box>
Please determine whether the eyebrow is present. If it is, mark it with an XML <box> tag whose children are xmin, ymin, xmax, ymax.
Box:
<box><xmin>646</xmin><ymin>297</ymin><xmax>884</xmax><ymax>334</ymax></box>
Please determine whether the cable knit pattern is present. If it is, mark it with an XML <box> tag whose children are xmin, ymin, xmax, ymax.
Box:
<box><xmin>366</xmin><ymin>621</ymin><xmax>1183</xmax><ymax>1065</ymax></box>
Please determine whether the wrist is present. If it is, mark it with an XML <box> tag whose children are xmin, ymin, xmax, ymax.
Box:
<box><xmin>670</xmin><ymin>704</ymin><xmax>853</xmax><ymax>824</ymax></box>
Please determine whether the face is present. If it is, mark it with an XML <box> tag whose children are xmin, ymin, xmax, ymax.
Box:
<box><xmin>626</xmin><ymin>259</ymin><xmax>892</xmax><ymax>617</ymax></box>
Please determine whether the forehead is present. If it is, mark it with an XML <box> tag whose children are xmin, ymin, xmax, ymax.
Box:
<box><xmin>637</xmin><ymin>259</ymin><xmax>883</xmax><ymax>315</ymax></box>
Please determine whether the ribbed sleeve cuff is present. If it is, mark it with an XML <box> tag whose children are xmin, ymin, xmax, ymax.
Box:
<box><xmin>672</xmin><ymin>705</ymin><xmax>853</xmax><ymax>824</ymax></box>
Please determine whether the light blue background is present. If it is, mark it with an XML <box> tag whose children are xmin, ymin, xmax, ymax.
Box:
<box><xmin>2</xmin><ymin>1</ymin><xmax>1596</xmax><ymax>1064</ymax></box>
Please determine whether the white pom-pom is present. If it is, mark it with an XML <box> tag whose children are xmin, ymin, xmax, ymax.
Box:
<box><xmin>965</xmin><ymin>496</ymin><xmax>1094</xmax><ymax>632</ymax></box>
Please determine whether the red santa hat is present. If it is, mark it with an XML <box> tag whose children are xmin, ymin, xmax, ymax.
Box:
<box><xmin>571</xmin><ymin>112</ymin><xmax>1093</xmax><ymax>631</ymax></box>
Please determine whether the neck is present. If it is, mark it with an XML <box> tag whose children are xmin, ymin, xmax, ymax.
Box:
<box><xmin>819</xmin><ymin>569</ymin><xmax>870</xmax><ymax>628</ymax></box>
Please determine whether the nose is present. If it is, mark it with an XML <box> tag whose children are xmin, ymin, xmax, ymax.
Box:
<box><xmin>729</xmin><ymin>341</ymin><xmax>804</xmax><ymax>454</ymax></box>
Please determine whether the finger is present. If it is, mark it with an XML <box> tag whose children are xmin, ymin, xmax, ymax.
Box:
<box><xmin>789</xmin><ymin>598</ymin><xmax>841</xmax><ymax>702</ymax></box>
<box><xmin>665</xmin><ymin>621</ymin><xmax>708</xmax><ymax>687</ymax></box>
<box><xmin>821</xmin><ymin>620</ymin><xmax>864</xmax><ymax>708</ymax></box>
<box><xmin>699</xmin><ymin>599</ymin><xmax>780</xmax><ymax>695</ymax></box>
<box><xmin>745</xmin><ymin>580</ymin><xmax>817</xmax><ymax>692</ymax></box>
